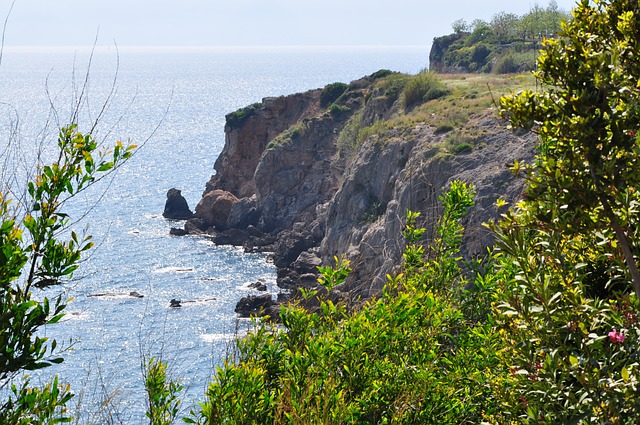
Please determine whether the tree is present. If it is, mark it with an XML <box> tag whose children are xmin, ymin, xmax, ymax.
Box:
<box><xmin>490</xmin><ymin>12</ymin><xmax>519</xmax><ymax>41</ymax></box>
<box><xmin>500</xmin><ymin>0</ymin><xmax>640</xmax><ymax>299</ymax></box>
<box><xmin>0</xmin><ymin>124</ymin><xmax>135</xmax><ymax>422</ymax></box>
<box><xmin>516</xmin><ymin>1</ymin><xmax>570</xmax><ymax>43</ymax></box>
<box><xmin>451</xmin><ymin>18</ymin><xmax>469</xmax><ymax>34</ymax></box>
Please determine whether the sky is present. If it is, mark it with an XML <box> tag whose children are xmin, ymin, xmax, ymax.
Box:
<box><xmin>2</xmin><ymin>0</ymin><xmax>579</xmax><ymax>47</ymax></box>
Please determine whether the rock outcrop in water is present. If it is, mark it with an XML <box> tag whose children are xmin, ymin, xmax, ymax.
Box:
<box><xmin>186</xmin><ymin>72</ymin><xmax>536</xmax><ymax>307</ymax></box>
<box><xmin>163</xmin><ymin>188</ymin><xmax>194</xmax><ymax>220</ymax></box>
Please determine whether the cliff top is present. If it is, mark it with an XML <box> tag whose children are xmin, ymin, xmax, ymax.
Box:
<box><xmin>429</xmin><ymin>2</ymin><xmax>571</xmax><ymax>74</ymax></box>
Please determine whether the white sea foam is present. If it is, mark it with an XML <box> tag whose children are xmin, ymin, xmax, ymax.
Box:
<box><xmin>62</xmin><ymin>311</ymin><xmax>91</xmax><ymax>321</ymax></box>
<box><xmin>199</xmin><ymin>333</ymin><xmax>237</xmax><ymax>343</ymax></box>
<box><xmin>153</xmin><ymin>266</ymin><xmax>196</xmax><ymax>274</ymax></box>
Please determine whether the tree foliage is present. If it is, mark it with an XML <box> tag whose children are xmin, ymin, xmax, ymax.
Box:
<box><xmin>434</xmin><ymin>1</ymin><xmax>571</xmax><ymax>73</ymax></box>
<box><xmin>185</xmin><ymin>181</ymin><xmax>506</xmax><ymax>424</ymax></box>
<box><xmin>500</xmin><ymin>0</ymin><xmax>640</xmax><ymax>299</ymax></box>
<box><xmin>0</xmin><ymin>125</ymin><xmax>135</xmax><ymax>423</ymax></box>
<box><xmin>490</xmin><ymin>1</ymin><xmax>640</xmax><ymax>422</ymax></box>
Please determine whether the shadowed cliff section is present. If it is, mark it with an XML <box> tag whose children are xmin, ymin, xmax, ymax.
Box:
<box><xmin>184</xmin><ymin>71</ymin><xmax>536</xmax><ymax>305</ymax></box>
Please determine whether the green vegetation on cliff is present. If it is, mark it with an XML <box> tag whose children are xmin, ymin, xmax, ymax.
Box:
<box><xmin>430</xmin><ymin>1</ymin><xmax>571</xmax><ymax>73</ymax></box>
<box><xmin>225</xmin><ymin>102</ymin><xmax>262</xmax><ymax>130</ymax></box>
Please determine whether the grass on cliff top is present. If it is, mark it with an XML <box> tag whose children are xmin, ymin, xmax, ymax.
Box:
<box><xmin>403</xmin><ymin>72</ymin><xmax>536</xmax><ymax>129</ymax></box>
<box><xmin>353</xmin><ymin>72</ymin><xmax>536</xmax><ymax>150</ymax></box>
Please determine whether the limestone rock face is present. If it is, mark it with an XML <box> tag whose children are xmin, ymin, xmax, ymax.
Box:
<box><xmin>162</xmin><ymin>188</ymin><xmax>193</xmax><ymax>220</ymax></box>
<box><xmin>321</xmin><ymin>117</ymin><xmax>535</xmax><ymax>297</ymax></box>
<box><xmin>206</xmin><ymin>93</ymin><xmax>322</xmax><ymax>199</ymax></box>
<box><xmin>194</xmin><ymin>189</ymin><xmax>238</xmax><ymax>230</ymax></box>
<box><xmin>194</xmin><ymin>72</ymin><xmax>536</xmax><ymax>303</ymax></box>
<box><xmin>226</xmin><ymin>195</ymin><xmax>259</xmax><ymax>229</ymax></box>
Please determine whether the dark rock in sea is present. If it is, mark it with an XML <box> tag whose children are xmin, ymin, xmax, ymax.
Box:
<box><xmin>213</xmin><ymin>228</ymin><xmax>249</xmax><ymax>246</ymax></box>
<box><xmin>235</xmin><ymin>294</ymin><xmax>275</xmax><ymax>318</ymax></box>
<box><xmin>170</xmin><ymin>227</ymin><xmax>188</xmax><ymax>236</ymax></box>
<box><xmin>87</xmin><ymin>291</ymin><xmax>145</xmax><ymax>298</ymax></box>
<box><xmin>248</xmin><ymin>281</ymin><xmax>267</xmax><ymax>291</ymax></box>
<box><xmin>184</xmin><ymin>217</ymin><xmax>209</xmax><ymax>234</ymax></box>
<box><xmin>163</xmin><ymin>188</ymin><xmax>194</xmax><ymax>220</ymax></box>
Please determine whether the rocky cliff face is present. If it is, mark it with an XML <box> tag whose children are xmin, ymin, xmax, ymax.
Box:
<box><xmin>187</xmin><ymin>72</ymin><xmax>535</xmax><ymax>302</ymax></box>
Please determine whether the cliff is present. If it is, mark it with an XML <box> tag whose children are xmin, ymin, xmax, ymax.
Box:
<box><xmin>185</xmin><ymin>71</ymin><xmax>536</xmax><ymax>303</ymax></box>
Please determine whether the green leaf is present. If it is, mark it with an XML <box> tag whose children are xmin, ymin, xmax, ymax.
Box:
<box><xmin>569</xmin><ymin>355</ymin><xmax>579</xmax><ymax>367</ymax></box>
<box><xmin>621</xmin><ymin>367</ymin><xmax>630</xmax><ymax>382</ymax></box>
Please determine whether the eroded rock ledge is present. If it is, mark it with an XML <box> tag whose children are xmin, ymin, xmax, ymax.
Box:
<box><xmin>179</xmin><ymin>72</ymin><xmax>536</xmax><ymax>314</ymax></box>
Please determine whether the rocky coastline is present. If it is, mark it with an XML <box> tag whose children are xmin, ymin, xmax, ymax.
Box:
<box><xmin>172</xmin><ymin>71</ymin><xmax>536</xmax><ymax>315</ymax></box>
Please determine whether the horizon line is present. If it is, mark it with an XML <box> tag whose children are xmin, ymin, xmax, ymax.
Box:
<box><xmin>1</xmin><ymin>44</ymin><xmax>430</xmax><ymax>53</ymax></box>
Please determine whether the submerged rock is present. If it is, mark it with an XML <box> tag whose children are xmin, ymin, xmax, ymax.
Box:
<box><xmin>87</xmin><ymin>291</ymin><xmax>144</xmax><ymax>298</ymax></box>
<box><xmin>169</xmin><ymin>227</ymin><xmax>187</xmax><ymax>236</ymax></box>
<box><xmin>248</xmin><ymin>281</ymin><xmax>267</xmax><ymax>291</ymax></box>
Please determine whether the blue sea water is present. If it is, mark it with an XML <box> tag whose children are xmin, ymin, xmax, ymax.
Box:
<box><xmin>0</xmin><ymin>45</ymin><xmax>427</xmax><ymax>422</ymax></box>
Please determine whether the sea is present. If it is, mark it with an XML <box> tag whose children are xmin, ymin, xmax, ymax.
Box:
<box><xmin>0</xmin><ymin>45</ymin><xmax>427</xmax><ymax>422</ymax></box>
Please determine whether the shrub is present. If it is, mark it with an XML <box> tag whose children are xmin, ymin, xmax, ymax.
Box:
<box><xmin>266</xmin><ymin>124</ymin><xmax>304</xmax><ymax>149</ymax></box>
<box><xmin>356</xmin><ymin>120</ymin><xmax>387</xmax><ymax>146</ymax></box>
<box><xmin>369</xmin><ymin>69</ymin><xmax>395</xmax><ymax>79</ymax></box>
<box><xmin>187</xmin><ymin>182</ymin><xmax>506</xmax><ymax>424</ymax></box>
<box><xmin>444</xmin><ymin>131</ymin><xmax>473</xmax><ymax>155</ymax></box>
<box><xmin>358</xmin><ymin>196</ymin><xmax>386</xmax><ymax>223</ymax></box>
<box><xmin>0</xmin><ymin>125</ymin><xmax>135</xmax><ymax>422</ymax></box>
<box><xmin>145</xmin><ymin>357</ymin><xmax>183</xmax><ymax>425</ymax></box>
<box><xmin>434</xmin><ymin>124</ymin><xmax>455</xmax><ymax>134</ymax></box>
<box><xmin>453</xmin><ymin>142</ymin><xmax>472</xmax><ymax>154</ymax></box>
<box><xmin>424</xmin><ymin>85</ymin><xmax>451</xmax><ymax>102</ymax></box>
<box><xmin>490</xmin><ymin>212</ymin><xmax>640</xmax><ymax>423</ymax></box>
<box><xmin>328</xmin><ymin>103</ymin><xmax>350</xmax><ymax>117</ymax></box>
<box><xmin>320</xmin><ymin>82</ymin><xmax>348</xmax><ymax>108</ymax></box>
<box><xmin>225</xmin><ymin>102</ymin><xmax>261</xmax><ymax>129</ymax></box>
<box><xmin>402</xmin><ymin>71</ymin><xmax>450</xmax><ymax>109</ymax></box>
<box><xmin>378</xmin><ymin>74</ymin><xmax>410</xmax><ymax>105</ymax></box>
<box><xmin>492</xmin><ymin>53</ymin><xmax>519</xmax><ymax>74</ymax></box>
<box><xmin>337</xmin><ymin>111</ymin><xmax>364</xmax><ymax>155</ymax></box>
<box><xmin>472</xmin><ymin>43</ymin><xmax>491</xmax><ymax>63</ymax></box>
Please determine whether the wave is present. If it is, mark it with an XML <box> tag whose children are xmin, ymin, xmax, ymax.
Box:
<box><xmin>153</xmin><ymin>266</ymin><xmax>196</xmax><ymax>274</ymax></box>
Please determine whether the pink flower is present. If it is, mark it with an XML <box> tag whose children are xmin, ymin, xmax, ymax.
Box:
<box><xmin>608</xmin><ymin>329</ymin><xmax>627</xmax><ymax>344</ymax></box>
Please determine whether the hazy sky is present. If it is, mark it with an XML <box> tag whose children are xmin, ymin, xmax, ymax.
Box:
<box><xmin>2</xmin><ymin>0</ymin><xmax>578</xmax><ymax>47</ymax></box>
